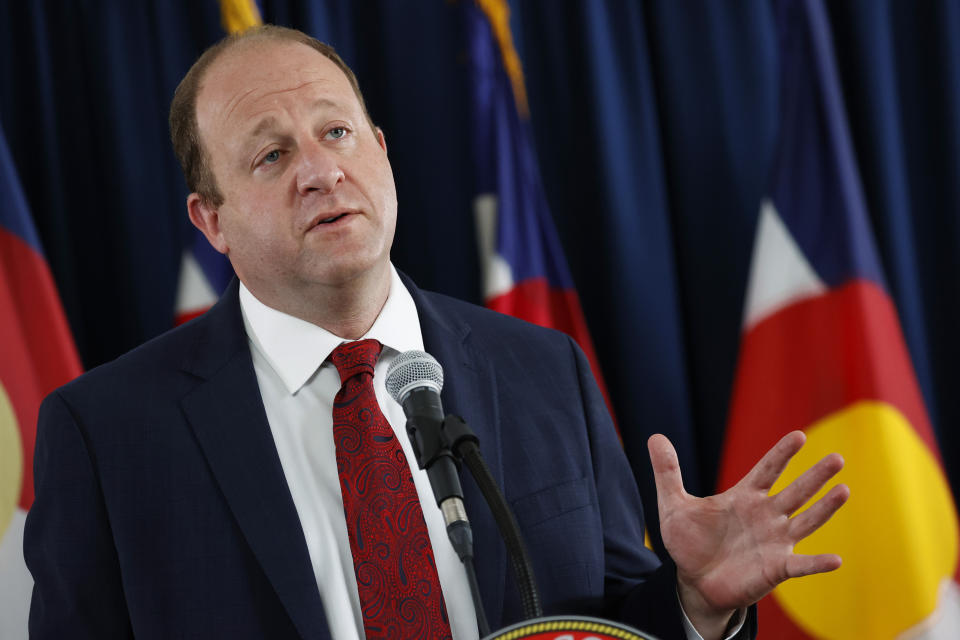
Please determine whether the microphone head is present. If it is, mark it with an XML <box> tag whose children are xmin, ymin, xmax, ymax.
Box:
<box><xmin>385</xmin><ymin>350</ymin><xmax>444</xmax><ymax>404</ymax></box>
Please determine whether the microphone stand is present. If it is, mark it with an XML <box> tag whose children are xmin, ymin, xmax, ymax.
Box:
<box><xmin>401</xmin><ymin>390</ymin><xmax>491</xmax><ymax>637</ymax></box>
<box><xmin>390</xmin><ymin>356</ymin><xmax>654</xmax><ymax>640</ymax></box>
<box><xmin>441</xmin><ymin>415</ymin><xmax>543</xmax><ymax>623</ymax></box>
<box><xmin>406</xmin><ymin>403</ymin><xmax>543</xmax><ymax>635</ymax></box>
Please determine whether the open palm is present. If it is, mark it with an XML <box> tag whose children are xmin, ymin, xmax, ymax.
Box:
<box><xmin>648</xmin><ymin>431</ymin><xmax>849</xmax><ymax>632</ymax></box>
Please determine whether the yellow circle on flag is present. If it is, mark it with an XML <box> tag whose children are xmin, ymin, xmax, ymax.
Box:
<box><xmin>0</xmin><ymin>383</ymin><xmax>23</xmax><ymax>536</ymax></box>
<box><xmin>770</xmin><ymin>401</ymin><xmax>959</xmax><ymax>638</ymax></box>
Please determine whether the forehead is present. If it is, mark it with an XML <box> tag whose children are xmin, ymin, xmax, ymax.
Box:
<box><xmin>196</xmin><ymin>39</ymin><xmax>358</xmax><ymax>142</ymax></box>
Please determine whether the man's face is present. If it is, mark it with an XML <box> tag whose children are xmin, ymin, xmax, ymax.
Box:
<box><xmin>191</xmin><ymin>39</ymin><xmax>397</xmax><ymax>301</ymax></box>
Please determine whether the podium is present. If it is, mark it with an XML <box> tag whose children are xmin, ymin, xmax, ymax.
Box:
<box><xmin>483</xmin><ymin>616</ymin><xmax>660</xmax><ymax>640</ymax></box>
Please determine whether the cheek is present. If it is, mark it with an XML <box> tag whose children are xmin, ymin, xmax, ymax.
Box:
<box><xmin>372</xmin><ymin>164</ymin><xmax>399</xmax><ymax>221</ymax></box>
<box><xmin>220</xmin><ymin>207</ymin><xmax>286</xmax><ymax>256</ymax></box>
<box><xmin>375</xmin><ymin>182</ymin><xmax>398</xmax><ymax>248</ymax></box>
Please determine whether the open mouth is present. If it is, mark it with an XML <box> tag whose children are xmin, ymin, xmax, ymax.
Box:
<box><xmin>317</xmin><ymin>212</ymin><xmax>349</xmax><ymax>225</ymax></box>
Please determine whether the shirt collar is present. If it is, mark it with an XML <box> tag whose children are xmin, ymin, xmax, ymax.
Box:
<box><xmin>239</xmin><ymin>265</ymin><xmax>423</xmax><ymax>394</ymax></box>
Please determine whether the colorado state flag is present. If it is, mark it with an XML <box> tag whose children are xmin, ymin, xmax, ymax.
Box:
<box><xmin>466</xmin><ymin>0</ymin><xmax>614</xmax><ymax>420</ymax></box>
<box><xmin>0</xmin><ymin>124</ymin><xmax>82</xmax><ymax>638</ymax></box>
<box><xmin>718</xmin><ymin>1</ymin><xmax>960</xmax><ymax>637</ymax></box>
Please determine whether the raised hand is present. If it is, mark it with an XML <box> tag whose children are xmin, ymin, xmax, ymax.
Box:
<box><xmin>648</xmin><ymin>431</ymin><xmax>849</xmax><ymax>639</ymax></box>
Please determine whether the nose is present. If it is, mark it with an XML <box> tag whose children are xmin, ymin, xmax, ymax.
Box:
<box><xmin>295</xmin><ymin>140</ymin><xmax>344</xmax><ymax>195</ymax></box>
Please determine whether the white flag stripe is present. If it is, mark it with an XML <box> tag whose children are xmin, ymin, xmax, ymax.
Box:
<box><xmin>174</xmin><ymin>251</ymin><xmax>219</xmax><ymax>316</ymax></box>
<box><xmin>473</xmin><ymin>193</ymin><xmax>515</xmax><ymax>300</ymax></box>
<box><xmin>0</xmin><ymin>508</ymin><xmax>30</xmax><ymax>640</ymax></box>
<box><xmin>742</xmin><ymin>199</ymin><xmax>827</xmax><ymax>330</ymax></box>
<box><xmin>899</xmin><ymin>579</ymin><xmax>960</xmax><ymax>640</ymax></box>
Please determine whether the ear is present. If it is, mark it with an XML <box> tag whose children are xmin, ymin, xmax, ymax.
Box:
<box><xmin>187</xmin><ymin>193</ymin><xmax>229</xmax><ymax>255</ymax></box>
<box><xmin>376</xmin><ymin>127</ymin><xmax>387</xmax><ymax>152</ymax></box>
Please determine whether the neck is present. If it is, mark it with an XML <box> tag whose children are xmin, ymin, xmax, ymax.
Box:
<box><xmin>242</xmin><ymin>264</ymin><xmax>392</xmax><ymax>340</ymax></box>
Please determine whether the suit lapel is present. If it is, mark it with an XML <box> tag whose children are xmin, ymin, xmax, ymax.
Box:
<box><xmin>179</xmin><ymin>281</ymin><xmax>329</xmax><ymax>640</ymax></box>
<box><xmin>177</xmin><ymin>275</ymin><xmax>511</xmax><ymax>636</ymax></box>
<box><xmin>404</xmin><ymin>275</ymin><xmax>509</xmax><ymax>629</ymax></box>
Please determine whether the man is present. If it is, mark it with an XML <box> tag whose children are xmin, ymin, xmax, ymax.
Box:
<box><xmin>25</xmin><ymin>25</ymin><xmax>848</xmax><ymax>640</ymax></box>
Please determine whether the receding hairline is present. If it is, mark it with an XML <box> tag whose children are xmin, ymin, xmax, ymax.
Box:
<box><xmin>170</xmin><ymin>25</ymin><xmax>376</xmax><ymax>206</ymax></box>
<box><xmin>193</xmin><ymin>38</ymin><xmax>376</xmax><ymax>178</ymax></box>
<box><xmin>195</xmin><ymin>38</ymin><xmax>356</xmax><ymax>127</ymax></box>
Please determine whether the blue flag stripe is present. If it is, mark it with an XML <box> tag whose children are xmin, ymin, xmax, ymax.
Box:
<box><xmin>769</xmin><ymin>0</ymin><xmax>886</xmax><ymax>290</ymax></box>
<box><xmin>0</xmin><ymin>124</ymin><xmax>43</xmax><ymax>254</ymax></box>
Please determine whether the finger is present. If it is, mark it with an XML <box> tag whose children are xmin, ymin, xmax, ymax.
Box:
<box><xmin>786</xmin><ymin>553</ymin><xmax>842</xmax><ymax>578</ymax></box>
<box><xmin>789</xmin><ymin>483</ymin><xmax>850</xmax><ymax>540</ymax></box>
<box><xmin>648</xmin><ymin>434</ymin><xmax>686</xmax><ymax>504</ymax></box>
<box><xmin>743</xmin><ymin>431</ymin><xmax>806</xmax><ymax>491</ymax></box>
<box><xmin>774</xmin><ymin>453</ymin><xmax>845</xmax><ymax>515</ymax></box>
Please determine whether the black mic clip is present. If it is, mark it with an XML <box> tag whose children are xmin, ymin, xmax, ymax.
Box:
<box><xmin>401</xmin><ymin>388</ymin><xmax>466</xmax><ymax>509</ymax></box>
<box><xmin>409</xmin><ymin>414</ymin><xmax>480</xmax><ymax>470</ymax></box>
<box><xmin>440</xmin><ymin>414</ymin><xmax>480</xmax><ymax>457</ymax></box>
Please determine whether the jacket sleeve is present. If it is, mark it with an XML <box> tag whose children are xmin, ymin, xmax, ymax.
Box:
<box><xmin>23</xmin><ymin>390</ymin><xmax>133</xmax><ymax>639</ymax></box>
<box><xmin>568</xmin><ymin>336</ymin><xmax>758</xmax><ymax>640</ymax></box>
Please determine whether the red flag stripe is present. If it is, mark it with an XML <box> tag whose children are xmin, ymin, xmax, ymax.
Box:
<box><xmin>719</xmin><ymin>279</ymin><xmax>935</xmax><ymax>492</ymax></box>
<box><xmin>0</xmin><ymin>228</ymin><xmax>82</xmax><ymax>509</ymax></box>
<box><xmin>488</xmin><ymin>278</ymin><xmax>617</xmax><ymax>432</ymax></box>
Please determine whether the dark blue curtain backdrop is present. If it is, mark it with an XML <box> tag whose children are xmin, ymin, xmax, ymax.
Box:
<box><xmin>2</xmin><ymin>0</ymin><xmax>958</xmax><ymax>551</ymax></box>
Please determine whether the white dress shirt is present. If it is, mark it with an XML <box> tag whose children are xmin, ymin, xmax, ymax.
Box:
<box><xmin>239</xmin><ymin>265</ymin><xmax>743</xmax><ymax>640</ymax></box>
<box><xmin>239</xmin><ymin>267</ymin><xmax>476</xmax><ymax>640</ymax></box>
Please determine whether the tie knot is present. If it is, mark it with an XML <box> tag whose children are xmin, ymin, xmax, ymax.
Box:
<box><xmin>330</xmin><ymin>339</ymin><xmax>383</xmax><ymax>385</ymax></box>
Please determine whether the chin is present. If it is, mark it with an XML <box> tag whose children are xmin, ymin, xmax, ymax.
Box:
<box><xmin>307</xmin><ymin>256</ymin><xmax>390</xmax><ymax>289</ymax></box>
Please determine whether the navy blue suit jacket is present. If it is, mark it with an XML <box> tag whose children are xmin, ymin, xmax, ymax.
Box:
<box><xmin>25</xmin><ymin>276</ymin><xmax>735</xmax><ymax>639</ymax></box>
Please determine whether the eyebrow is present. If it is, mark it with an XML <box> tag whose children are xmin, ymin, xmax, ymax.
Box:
<box><xmin>312</xmin><ymin>97</ymin><xmax>340</xmax><ymax>111</ymax></box>
<box><xmin>245</xmin><ymin>98</ymin><xmax>344</xmax><ymax>142</ymax></box>
<box><xmin>248</xmin><ymin>116</ymin><xmax>280</xmax><ymax>141</ymax></box>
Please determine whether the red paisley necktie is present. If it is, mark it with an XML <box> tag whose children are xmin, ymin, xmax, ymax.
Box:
<box><xmin>330</xmin><ymin>339</ymin><xmax>452</xmax><ymax>640</ymax></box>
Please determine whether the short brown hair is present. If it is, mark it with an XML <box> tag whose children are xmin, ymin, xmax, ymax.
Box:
<box><xmin>169</xmin><ymin>25</ymin><xmax>375</xmax><ymax>206</ymax></box>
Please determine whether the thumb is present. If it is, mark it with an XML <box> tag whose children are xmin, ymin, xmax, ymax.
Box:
<box><xmin>648</xmin><ymin>434</ymin><xmax>686</xmax><ymax>507</ymax></box>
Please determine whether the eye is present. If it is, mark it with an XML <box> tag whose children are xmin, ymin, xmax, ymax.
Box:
<box><xmin>262</xmin><ymin>149</ymin><xmax>281</xmax><ymax>164</ymax></box>
<box><xmin>326</xmin><ymin>127</ymin><xmax>347</xmax><ymax>140</ymax></box>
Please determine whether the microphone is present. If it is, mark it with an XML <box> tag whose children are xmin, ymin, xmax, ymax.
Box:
<box><xmin>386</xmin><ymin>350</ymin><xmax>538</xmax><ymax>633</ymax></box>
<box><xmin>385</xmin><ymin>350</ymin><xmax>468</xmax><ymax>531</ymax></box>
